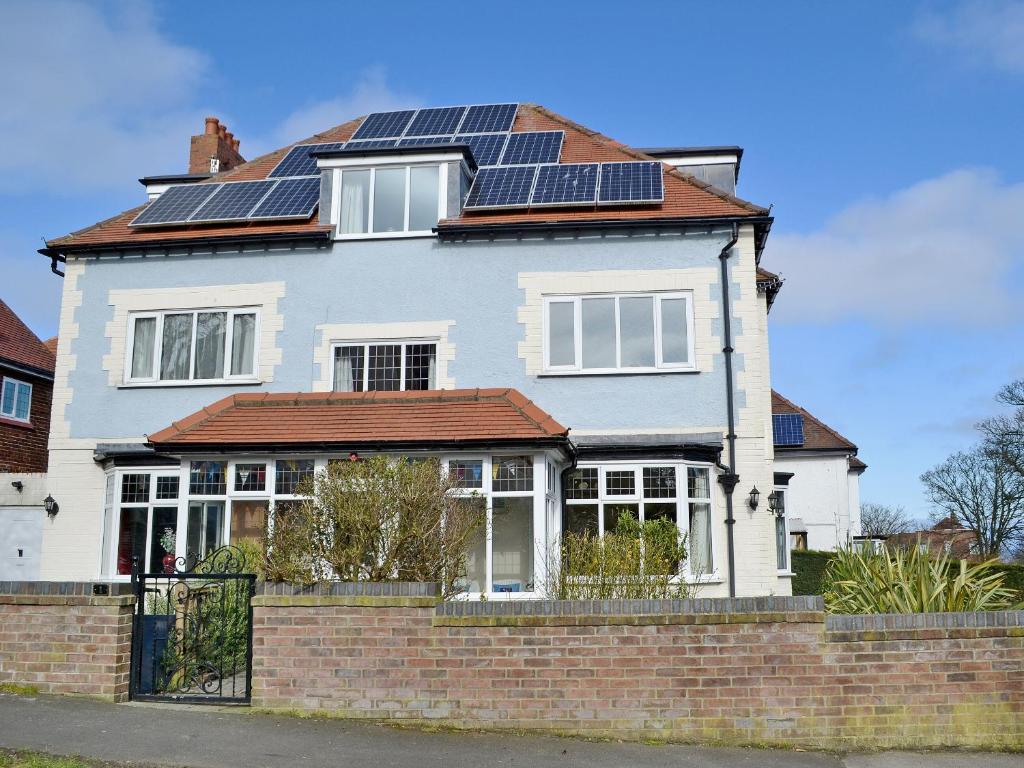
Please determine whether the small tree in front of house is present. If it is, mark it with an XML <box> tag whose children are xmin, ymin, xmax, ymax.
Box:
<box><xmin>260</xmin><ymin>456</ymin><xmax>483</xmax><ymax>598</ymax></box>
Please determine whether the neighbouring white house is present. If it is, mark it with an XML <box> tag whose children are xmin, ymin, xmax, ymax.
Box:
<box><xmin>35</xmin><ymin>103</ymin><xmax>864</xmax><ymax>597</ymax></box>
<box><xmin>771</xmin><ymin>391</ymin><xmax>866</xmax><ymax>552</ymax></box>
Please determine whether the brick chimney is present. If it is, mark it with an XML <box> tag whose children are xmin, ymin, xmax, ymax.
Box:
<box><xmin>188</xmin><ymin>116</ymin><xmax>246</xmax><ymax>174</ymax></box>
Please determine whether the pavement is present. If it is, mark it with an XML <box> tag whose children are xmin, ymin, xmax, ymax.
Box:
<box><xmin>0</xmin><ymin>693</ymin><xmax>1020</xmax><ymax>768</ymax></box>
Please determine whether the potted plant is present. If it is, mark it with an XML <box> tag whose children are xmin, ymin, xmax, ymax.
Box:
<box><xmin>160</xmin><ymin>528</ymin><xmax>176</xmax><ymax>574</ymax></box>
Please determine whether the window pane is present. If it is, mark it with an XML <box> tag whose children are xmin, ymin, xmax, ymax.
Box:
<box><xmin>160</xmin><ymin>313</ymin><xmax>194</xmax><ymax>380</ymax></box>
<box><xmin>458</xmin><ymin>497</ymin><xmax>487</xmax><ymax>593</ymax></box>
<box><xmin>187</xmin><ymin>501</ymin><xmax>224</xmax><ymax>565</ymax></box>
<box><xmin>234</xmin><ymin>463</ymin><xmax>267</xmax><ymax>492</ymax></box>
<box><xmin>564</xmin><ymin>504</ymin><xmax>598</xmax><ymax>537</ymax></box>
<box><xmin>605</xmin><ymin>470</ymin><xmax>636</xmax><ymax>496</ymax></box>
<box><xmin>367</xmin><ymin>344</ymin><xmax>401</xmax><ymax>390</ymax></box>
<box><xmin>334</xmin><ymin>346</ymin><xmax>365</xmax><ymax>392</ymax></box>
<box><xmin>195</xmin><ymin>312</ymin><xmax>226</xmax><ymax>379</ymax></box>
<box><xmin>644</xmin><ymin>502</ymin><xmax>677</xmax><ymax>525</ymax></box>
<box><xmin>121</xmin><ymin>473</ymin><xmax>150</xmax><ymax>504</ymax></box>
<box><xmin>1</xmin><ymin>380</ymin><xmax>13</xmax><ymax>416</ymax></box>
<box><xmin>643</xmin><ymin>467</ymin><xmax>677</xmax><ymax>498</ymax></box>
<box><xmin>604</xmin><ymin>503</ymin><xmax>639</xmax><ymax>535</ymax></box>
<box><xmin>492</xmin><ymin>456</ymin><xmax>533</xmax><ymax>492</ymax></box>
<box><xmin>231</xmin><ymin>313</ymin><xmax>256</xmax><ymax>376</ymax></box>
<box><xmin>189</xmin><ymin>461</ymin><xmax>226</xmax><ymax>495</ymax></box>
<box><xmin>408</xmin><ymin>165</ymin><xmax>439</xmax><ymax>231</ymax></box>
<box><xmin>581</xmin><ymin>297</ymin><xmax>616</xmax><ymax>369</ymax></box>
<box><xmin>661</xmin><ymin>297</ymin><xmax>689</xmax><ymax>364</ymax></box>
<box><xmin>404</xmin><ymin>343</ymin><xmax>436</xmax><ymax>390</ymax></box>
<box><xmin>689</xmin><ymin>502</ymin><xmax>712</xmax><ymax>575</ymax></box>
<box><xmin>565</xmin><ymin>467</ymin><xmax>598</xmax><ymax>499</ymax></box>
<box><xmin>116</xmin><ymin>507</ymin><xmax>148</xmax><ymax>575</ymax></box>
<box><xmin>548</xmin><ymin>301</ymin><xmax>575</xmax><ymax>367</ymax></box>
<box><xmin>372</xmin><ymin>167</ymin><xmax>406</xmax><ymax>233</ymax></box>
<box><xmin>275</xmin><ymin>459</ymin><xmax>314</xmax><ymax>495</ymax></box>
<box><xmin>340</xmin><ymin>169</ymin><xmax>370</xmax><ymax>234</ymax></box>
<box><xmin>688</xmin><ymin>467</ymin><xmax>710</xmax><ymax>499</ymax></box>
<box><xmin>155</xmin><ymin>476</ymin><xmax>179</xmax><ymax>500</ymax></box>
<box><xmin>619</xmin><ymin>296</ymin><xmax>655</xmax><ymax>367</ymax></box>
<box><xmin>776</xmin><ymin>516</ymin><xmax>788</xmax><ymax>571</ymax></box>
<box><xmin>149</xmin><ymin>507</ymin><xmax>178</xmax><ymax>574</ymax></box>
<box><xmin>131</xmin><ymin>317</ymin><xmax>156</xmax><ymax>378</ymax></box>
<box><xmin>492</xmin><ymin>496</ymin><xmax>533</xmax><ymax>592</ymax></box>
<box><xmin>14</xmin><ymin>382</ymin><xmax>30</xmax><ymax>420</ymax></box>
<box><xmin>231</xmin><ymin>499</ymin><xmax>269</xmax><ymax>542</ymax></box>
<box><xmin>451</xmin><ymin>460</ymin><xmax>483</xmax><ymax>489</ymax></box>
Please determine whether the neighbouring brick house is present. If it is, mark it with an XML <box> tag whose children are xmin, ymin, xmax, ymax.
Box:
<box><xmin>0</xmin><ymin>298</ymin><xmax>56</xmax><ymax>579</ymax></box>
<box><xmin>37</xmin><ymin>104</ymin><xmax>862</xmax><ymax>597</ymax></box>
<box><xmin>889</xmin><ymin>515</ymin><xmax>979</xmax><ymax>559</ymax></box>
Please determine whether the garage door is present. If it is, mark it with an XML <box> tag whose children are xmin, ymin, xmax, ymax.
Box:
<box><xmin>0</xmin><ymin>507</ymin><xmax>43</xmax><ymax>580</ymax></box>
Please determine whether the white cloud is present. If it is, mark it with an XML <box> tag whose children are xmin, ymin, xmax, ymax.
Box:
<box><xmin>767</xmin><ymin>168</ymin><xmax>1024</xmax><ymax>326</ymax></box>
<box><xmin>915</xmin><ymin>0</ymin><xmax>1024</xmax><ymax>74</ymax></box>
<box><xmin>0</xmin><ymin>1</ymin><xmax>210</xmax><ymax>192</ymax></box>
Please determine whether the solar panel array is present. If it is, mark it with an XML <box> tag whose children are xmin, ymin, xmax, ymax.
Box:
<box><xmin>131</xmin><ymin>184</ymin><xmax>222</xmax><ymax>226</ymax></box>
<box><xmin>130</xmin><ymin>177</ymin><xmax>321</xmax><ymax>227</ymax></box>
<box><xmin>499</xmin><ymin>131</ymin><xmax>563</xmax><ymax>165</ymax></box>
<box><xmin>464</xmin><ymin>166</ymin><xmax>538</xmax><ymax>209</ymax></box>
<box><xmin>772</xmin><ymin>414</ymin><xmax>805</xmax><ymax>447</ymax></box>
<box><xmin>531</xmin><ymin>163</ymin><xmax>599</xmax><ymax>206</ymax></box>
<box><xmin>598</xmin><ymin>161</ymin><xmax>664</xmax><ymax>204</ymax></box>
<box><xmin>268</xmin><ymin>143</ymin><xmax>346</xmax><ymax>178</ymax></box>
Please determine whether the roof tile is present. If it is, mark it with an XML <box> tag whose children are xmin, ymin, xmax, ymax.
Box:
<box><xmin>0</xmin><ymin>299</ymin><xmax>55</xmax><ymax>374</ymax></box>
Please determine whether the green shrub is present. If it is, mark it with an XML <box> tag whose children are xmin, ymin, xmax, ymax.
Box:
<box><xmin>790</xmin><ymin>550</ymin><xmax>832</xmax><ymax>595</ymax></box>
<box><xmin>822</xmin><ymin>545</ymin><xmax>1019</xmax><ymax>614</ymax></box>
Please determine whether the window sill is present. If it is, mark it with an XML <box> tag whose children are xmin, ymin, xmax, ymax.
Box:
<box><xmin>776</xmin><ymin>571</ymin><xmax>796</xmax><ymax>578</ymax></box>
<box><xmin>0</xmin><ymin>416</ymin><xmax>33</xmax><ymax>429</ymax></box>
<box><xmin>538</xmin><ymin>368</ymin><xmax>700</xmax><ymax>378</ymax></box>
<box><xmin>119</xmin><ymin>379</ymin><xmax>262</xmax><ymax>389</ymax></box>
<box><xmin>335</xmin><ymin>231</ymin><xmax>436</xmax><ymax>241</ymax></box>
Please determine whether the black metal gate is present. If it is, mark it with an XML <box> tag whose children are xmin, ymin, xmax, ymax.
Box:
<box><xmin>130</xmin><ymin>546</ymin><xmax>255</xmax><ymax>704</ymax></box>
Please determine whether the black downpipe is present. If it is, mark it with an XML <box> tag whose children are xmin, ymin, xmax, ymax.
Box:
<box><xmin>717</xmin><ymin>223</ymin><xmax>740</xmax><ymax>598</ymax></box>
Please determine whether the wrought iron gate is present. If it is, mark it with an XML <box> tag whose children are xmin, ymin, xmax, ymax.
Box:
<box><xmin>130</xmin><ymin>546</ymin><xmax>255</xmax><ymax>704</ymax></box>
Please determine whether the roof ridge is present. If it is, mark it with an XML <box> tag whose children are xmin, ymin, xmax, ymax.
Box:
<box><xmin>525</xmin><ymin>104</ymin><xmax>768</xmax><ymax>216</ymax></box>
<box><xmin>772</xmin><ymin>390</ymin><xmax>858</xmax><ymax>453</ymax></box>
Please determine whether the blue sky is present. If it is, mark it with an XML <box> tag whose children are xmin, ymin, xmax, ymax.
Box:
<box><xmin>2</xmin><ymin>0</ymin><xmax>1023</xmax><ymax>520</ymax></box>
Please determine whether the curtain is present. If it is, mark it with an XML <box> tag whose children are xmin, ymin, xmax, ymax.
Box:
<box><xmin>130</xmin><ymin>317</ymin><xmax>156</xmax><ymax>378</ymax></box>
<box><xmin>160</xmin><ymin>313</ymin><xmax>193</xmax><ymax>380</ymax></box>
<box><xmin>689</xmin><ymin>502</ymin><xmax>712</xmax><ymax>576</ymax></box>
<box><xmin>195</xmin><ymin>312</ymin><xmax>226</xmax><ymax>379</ymax></box>
<box><xmin>334</xmin><ymin>346</ymin><xmax>362</xmax><ymax>392</ymax></box>
<box><xmin>427</xmin><ymin>351</ymin><xmax>436</xmax><ymax>389</ymax></box>
<box><xmin>230</xmin><ymin>313</ymin><xmax>256</xmax><ymax>376</ymax></box>
<box><xmin>340</xmin><ymin>170</ymin><xmax>369</xmax><ymax>234</ymax></box>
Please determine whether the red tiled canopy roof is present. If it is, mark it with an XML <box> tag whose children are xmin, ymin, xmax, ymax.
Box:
<box><xmin>771</xmin><ymin>390</ymin><xmax>859</xmax><ymax>454</ymax></box>
<box><xmin>148</xmin><ymin>388</ymin><xmax>569</xmax><ymax>449</ymax></box>
<box><xmin>0</xmin><ymin>299</ymin><xmax>55</xmax><ymax>375</ymax></box>
<box><xmin>46</xmin><ymin>105</ymin><xmax>768</xmax><ymax>252</ymax></box>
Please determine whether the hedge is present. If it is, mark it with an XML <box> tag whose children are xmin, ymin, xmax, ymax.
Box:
<box><xmin>791</xmin><ymin>549</ymin><xmax>1024</xmax><ymax>599</ymax></box>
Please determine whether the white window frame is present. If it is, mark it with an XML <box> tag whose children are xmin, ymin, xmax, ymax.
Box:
<box><xmin>330</xmin><ymin>338</ymin><xmax>440</xmax><ymax>392</ymax></box>
<box><xmin>541</xmin><ymin>291</ymin><xmax>696</xmax><ymax>374</ymax></box>
<box><xmin>105</xmin><ymin>467</ymin><xmax>183</xmax><ymax>577</ymax></box>
<box><xmin>332</xmin><ymin>162</ymin><xmax>447</xmax><ymax>240</ymax></box>
<box><xmin>563</xmin><ymin>461</ymin><xmax>719</xmax><ymax>582</ymax></box>
<box><xmin>773</xmin><ymin>486</ymin><xmax>790</xmax><ymax>574</ymax></box>
<box><xmin>123</xmin><ymin>306</ymin><xmax>261</xmax><ymax>386</ymax></box>
<box><xmin>0</xmin><ymin>376</ymin><xmax>32</xmax><ymax>422</ymax></box>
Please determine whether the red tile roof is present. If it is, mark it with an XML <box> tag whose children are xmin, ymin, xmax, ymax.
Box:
<box><xmin>771</xmin><ymin>390</ymin><xmax>858</xmax><ymax>454</ymax></box>
<box><xmin>0</xmin><ymin>299</ymin><xmax>55</xmax><ymax>375</ymax></box>
<box><xmin>47</xmin><ymin>105</ymin><xmax>768</xmax><ymax>252</ymax></box>
<box><xmin>148</xmin><ymin>388</ymin><xmax>569</xmax><ymax>448</ymax></box>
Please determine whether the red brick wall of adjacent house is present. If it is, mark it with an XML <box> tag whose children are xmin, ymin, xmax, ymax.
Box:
<box><xmin>251</xmin><ymin>592</ymin><xmax>1024</xmax><ymax>750</ymax></box>
<box><xmin>0</xmin><ymin>589</ymin><xmax>134</xmax><ymax>701</ymax></box>
<box><xmin>0</xmin><ymin>371</ymin><xmax>52</xmax><ymax>473</ymax></box>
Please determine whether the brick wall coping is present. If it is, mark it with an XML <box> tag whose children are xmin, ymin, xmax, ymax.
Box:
<box><xmin>255</xmin><ymin>581</ymin><xmax>438</xmax><ymax>597</ymax></box>
<box><xmin>826</xmin><ymin>610</ymin><xmax>1024</xmax><ymax>631</ymax></box>
<box><xmin>0</xmin><ymin>581</ymin><xmax>133</xmax><ymax>597</ymax></box>
<box><xmin>0</xmin><ymin>593</ymin><xmax>135</xmax><ymax>607</ymax></box>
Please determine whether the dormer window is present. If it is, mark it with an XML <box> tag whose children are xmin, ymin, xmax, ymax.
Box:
<box><xmin>336</xmin><ymin>164</ymin><xmax>442</xmax><ymax>237</ymax></box>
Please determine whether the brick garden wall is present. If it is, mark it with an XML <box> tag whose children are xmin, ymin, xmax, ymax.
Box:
<box><xmin>252</xmin><ymin>587</ymin><xmax>1024</xmax><ymax>750</ymax></box>
<box><xmin>0</xmin><ymin>582</ymin><xmax>134</xmax><ymax>701</ymax></box>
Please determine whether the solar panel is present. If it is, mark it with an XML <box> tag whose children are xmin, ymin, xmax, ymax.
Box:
<box><xmin>269</xmin><ymin>143</ymin><xmax>346</xmax><ymax>178</ymax></box>
<box><xmin>397</xmin><ymin>136</ymin><xmax>455</xmax><ymax>147</ymax></box>
<box><xmin>130</xmin><ymin>183</ymin><xmax>222</xmax><ymax>227</ymax></box>
<box><xmin>343</xmin><ymin>139</ymin><xmax>399</xmax><ymax>150</ymax></box>
<box><xmin>597</xmin><ymin>161</ymin><xmax>664</xmax><ymax>204</ymax></box>
<box><xmin>772</xmin><ymin>414</ymin><xmax>805</xmax><ymax>447</ymax></box>
<box><xmin>350</xmin><ymin>110</ymin><xmax>416</xmax><ymax>140</ymax></box>
<box><xmin>249</xmin><ymin>176</ymin><xmax>320</xmax><ymax>220</ymax></box>
<box><xmin>464</xmin><ymin>165</ymin><xmax>538</xmax><ymax>210</ymax></box>
<box><xmin>405</xmin><ymin>106</ymin><xmax>467</xmax><ymax>136</ymax></box>
<box><xmin>456</xmin><ymin>133</ymin><xmax>508</xmax><ymax>166</ymax></box>
<box><xmin>459</xmin><ymin>103</ymin><xmax>518</xmax><ymax>134</ymax></box>
<box><xmin>189</xmin><ymin>180</ymin><xmax>277</xmax><ymax>223</ymax></box>
<box><xmin>530</xmin><ymin>163</ymin><xmax>599</xmax><ymax>206</ymax></box>
<box><xmin>499</xmin><ymin>131</ymin><xmax>563</xmax><ymax>165</ymax></box>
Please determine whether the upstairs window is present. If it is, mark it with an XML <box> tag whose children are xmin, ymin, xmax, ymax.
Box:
<box><xmin>543</xmin><ymin>292</ymin><xmax>694</xmax><ymax>374</ymax></box>
<box><xmin>332</xmin><ymin>341</ymin><xmax>437</xmax><ymax>392</ymax></box>
<box><xmin>1</xmin><ymin>377</ymin><xmax>32</xmax><ymax>422</ymax></box>
<box><xmin>338</xmin><ymin>165</ymin><xmax>441</xmax><ymax>236</ymax></box>
<box><xmin>126</xmin><ymin>308</ymin><xmax>258</xmax><ymax>385</ymax></box>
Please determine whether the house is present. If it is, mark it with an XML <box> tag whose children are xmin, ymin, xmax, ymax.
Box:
<box><xmin>0</xmin><ymin>299</ymin><xmax>56</xmax><ymax>579</ymax></box>
<box><xmin>889</xmin><ymin>516</ymin><xmax>978</xmax><ymax>559</ymax></box>
<box><xmin>771</xmin><ymin>390</ymin><xmax>866</xmax><ymax>551</ymax></box>
<box><xmin>37</xmin><ymin>104</ymin><xmax>858</xmax><ymax>598</ymax></box>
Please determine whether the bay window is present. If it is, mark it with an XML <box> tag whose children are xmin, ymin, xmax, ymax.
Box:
<box><xmin>543</xmin><ymin>292</ymin><xmax>694</xmax><ymax>373</ymax></box>
<box><xmin>338</xmin><ymin>164</ymin><xmax>442</xmax><ymax>236</ymax></box>
<box><xmin>333</xmin><ymin>341</ymin><xmax>437</xmax><ymax>392</ymax></box>
<box><xmin>126</xmin><ymin>307</ymin><xmax>258</xmax><ymax>385</ymax></box>
<box><xmin>564</xmin><ymin>463</ymin><xmax>715</xmax><ymax>578</ymax></box>
<box><xmin>109</xmin><ymin>469</ymin><xmax>181</xmax><ymax>575</ymax></box>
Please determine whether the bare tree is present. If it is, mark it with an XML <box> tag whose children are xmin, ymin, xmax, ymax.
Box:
<box><xmin>920</xmin><ymin>443</ymin><xmax>1024</xmax><ymax>557</ymax></box>
<box><xmin>859</xmin><ymin>503</ymin><xmax>913</xmax><ymax>537</ymax></box>
<box><xmin>979</xmin><ymin>380</ymin><xmax>1024</xmax><ymax>479</ymax></box>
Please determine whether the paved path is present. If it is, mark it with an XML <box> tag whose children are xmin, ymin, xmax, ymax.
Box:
<box><xmin>0</xmin><ymin>694</ymin><xmax>1019</xmax><ymax>768</ymax></box>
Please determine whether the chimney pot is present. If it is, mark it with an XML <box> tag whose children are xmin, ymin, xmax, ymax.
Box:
<box><xmin>190</xmin><ymin>117</ymin><xmax>246</xmax><ymax>175</ymax></box>
<box><xmin>204</xmin><ymin>116</ymin><xmax>220</xmax><ymax>135</ymax></box>
<box><xmin>218</xmin><ymin>125</ymin><xmax>227</xmax><ymax>139</ymax></box>
<box><xmin>232</xmin><ymin>138</ymin><xmax>240</xmax><ymax>151</ymax></box>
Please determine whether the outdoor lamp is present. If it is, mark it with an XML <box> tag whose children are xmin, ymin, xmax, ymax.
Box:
<box><xmin>44</xmin><ymin>494</ymin><xmax>59</xmax><ymax>518</ymax></box>
<box><xmin>748</xmin><ymin>486</ymin><xmax>760</xmax><ymax>511</ymax></box>
<box><xmin>767</xmin><ymin>491</ymin><xmax>781</xmax><ymax>516</ymax></box>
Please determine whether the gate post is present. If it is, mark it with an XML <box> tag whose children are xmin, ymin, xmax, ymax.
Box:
<box><xmin>128</xmin><ymin>555</ymin><xmax>142</xmax><ymax>700</ymax></box>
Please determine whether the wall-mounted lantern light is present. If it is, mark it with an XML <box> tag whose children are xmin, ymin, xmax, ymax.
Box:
<box><xmin>768</xmin><ymin>491</ymin><xmax>782</xmax><ymax>517</ymax></box>
<box><xmin>748</xmin><ymin>486</ymin><xmax>760</xmax><ymax>511</ymax></box>
<box><xmin>10</xmin><ymin>480</ymin><xmax>23</xmax><ymax>492</ymax></box>
<box><xmin>44</xmin><ymin>494</ymin><xmax>59</xmax><ymax>518</ymax></box>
